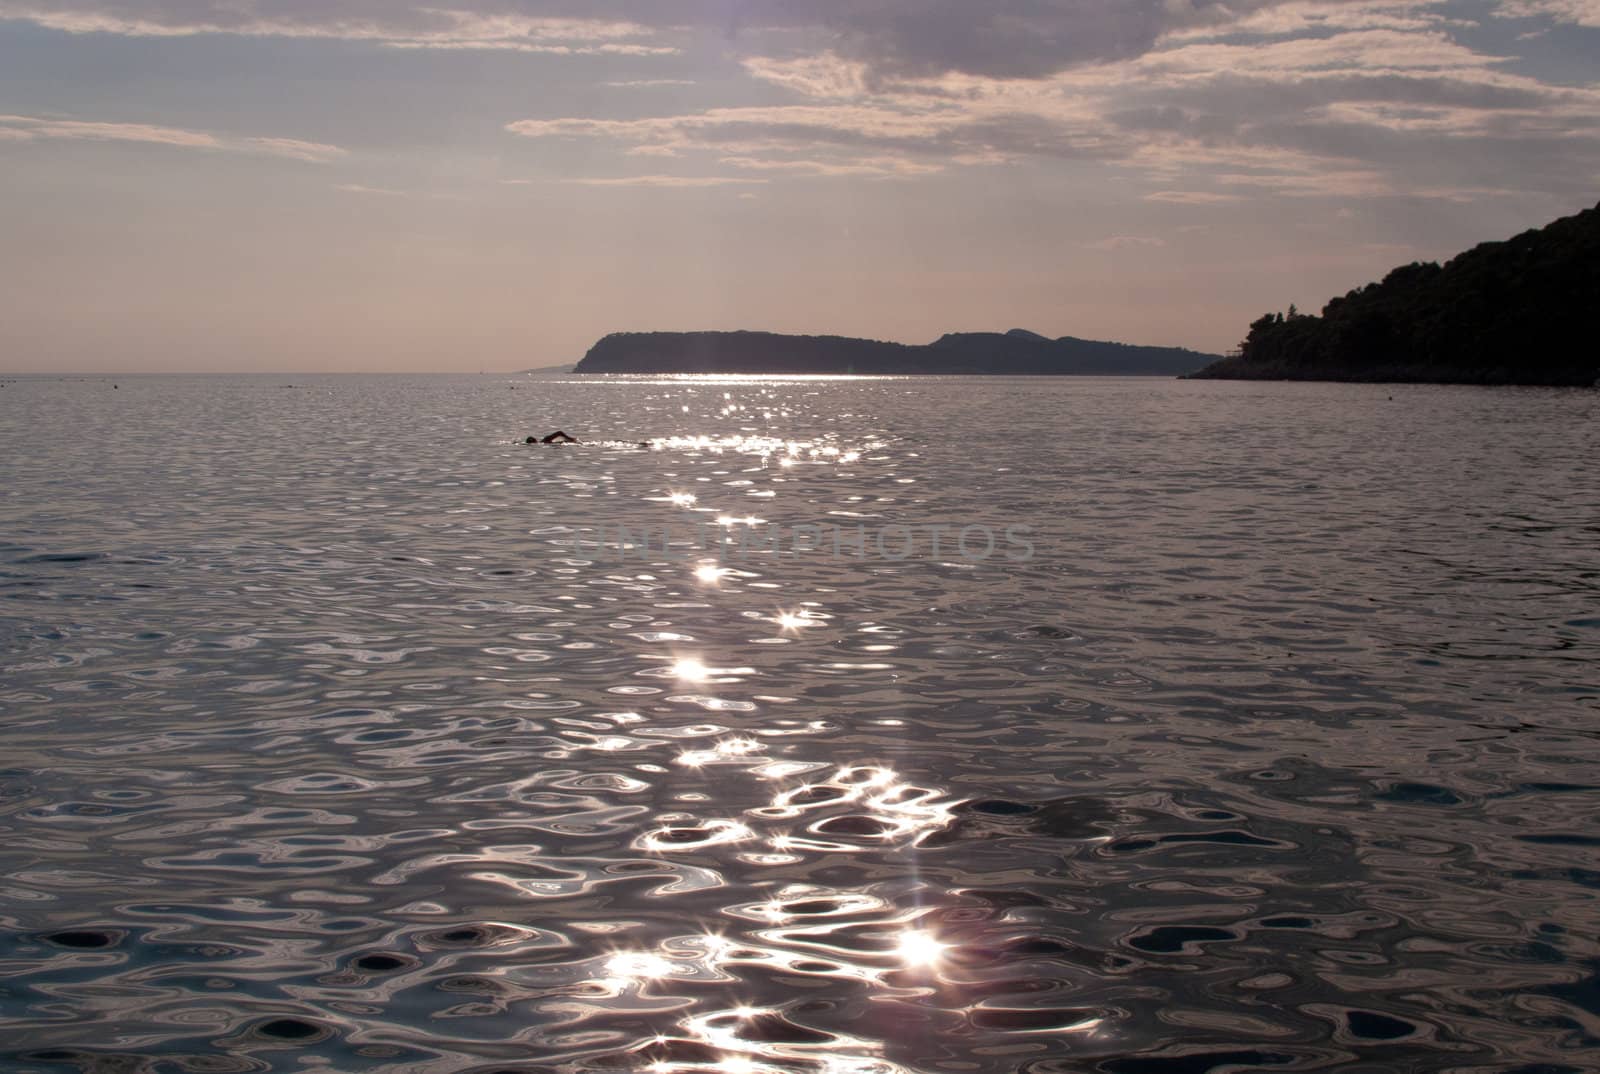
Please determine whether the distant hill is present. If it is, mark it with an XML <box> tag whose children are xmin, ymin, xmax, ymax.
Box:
<box><xmin>1192</xmin><ymin>201</ymin><xmax>1600</xmax><ymax>386</ymax></box>
<box><xmin>572</xmin><ymin>328</ymin><xmax>1216</xmax><ymax>375</ymax></box>
<box><xmin>517</xmin><ymin>362</ymin><xmax>577</xmax><ymax>374</ymax></box>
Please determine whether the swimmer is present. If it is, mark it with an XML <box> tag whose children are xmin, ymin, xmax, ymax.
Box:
<box><xmin>522</xmin><ymin>432</ymin><xmax>653</xmax><ymax>448</ymax></box>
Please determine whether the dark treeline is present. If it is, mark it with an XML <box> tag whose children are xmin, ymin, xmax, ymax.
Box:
<box><xmin>574</xmin><ymin>328</ymin><xmax>1216</xmax><ymax>376</ymax></box>
<box><xmin>1192</xmin><ymin>200</ymin><xmax>1600</xmax><ymax>386</ymax></box>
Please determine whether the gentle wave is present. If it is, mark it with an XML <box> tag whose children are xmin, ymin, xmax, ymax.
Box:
<box><xmin>1</xmin><ymin>374</ymin><xmax>1597</xmax><ymax>1072</ymax></box>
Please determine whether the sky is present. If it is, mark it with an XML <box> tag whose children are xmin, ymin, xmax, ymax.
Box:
<box><xmin>1</xmin><ymin>0</ymin><xmax>1597</xmax><ymax>372</ymax></box>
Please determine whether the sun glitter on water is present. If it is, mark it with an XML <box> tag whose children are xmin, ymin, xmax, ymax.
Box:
<box><xmin>672</xmin><ymin>657</ymin><xmax>710</xmax><ymax>682</ymax></box>
<box><xmin>895</xmin><ymin>930</ymin><xmax>948</xmax><ymax>969</ymax></box>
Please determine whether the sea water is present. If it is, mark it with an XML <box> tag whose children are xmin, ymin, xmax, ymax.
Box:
<box><xmin>1</xmin><ymin>373</ymin><xmax>1597</xmax><ymax>1072</ymax></box>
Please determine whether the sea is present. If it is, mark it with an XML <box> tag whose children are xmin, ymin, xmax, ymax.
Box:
<box><xmin>1</xmin><ymin>373</ymin><xmax>1597</xmax><ymax>1074</ymax></box>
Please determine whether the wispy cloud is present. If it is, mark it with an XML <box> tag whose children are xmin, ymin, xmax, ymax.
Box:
<box><xmin>0</xmin><ymin>114</ymin><xmax>345</xmax><ymax>161</ymax></box>
<box><xmin>0</xmin><ymin>4</ymin><xmax>677</xmax><ymax>54</ymax></box>
<box><xmin>5</xmin><ymin>1</ymin><xmax>1598</xmax><ymax>208</ymax></box>
<box><xmin>1145</xmin><ymin>191</ymin><xmax>1243</xmax><ymax>204</ymax></box>
<box><xmin>718</xmin><ymin>154</ymin><xmax>942</xmax><ymax>178</ymax></box>
<box><xmin>0</xmin><ymin>2</ymin><xmax>1280</xmax><ymax>75</ymax></box>
<box><xmin>1161</xmin><ymin>0</ymin><xmax>1465</xmax><ymax>43</ymax></box>
<box><xmin>383</xmin><ymin>40</ymin><xmax>676</xmax><ymax>56</ymax></box>
<box><xmin>1085</xmin><ymin>235</ymin><xmax>1168</xmax><ymax>251</ymax></box>
<box><xmin>506</xmin><ymin>100</ymin><xmax>1115</xmax><ymax>180</ymax></box>
<box><xmin>334</xmin><ymin>183</ymin><xmax>406</xmax><ymax>196</ymax></box>
<box><xmin>562</xmin><ymin>175</ymin><xmax>769</xmax><ymax>188</ymax></box>
<box><xmin>334</xmin><ymin>182</ymin><xmax>468</xmax><ymax>201</ymax></box>
<box><xmin>0</xmin><ymin>113</ymin><xmax>220</xmax><ymax>148</ymax></box>
<box><xmin>604</xmin><ymin>79</ymin><xmax>697</xmax><ymax>88</ymax></box>
<box><xmin>1493</xmin><ymin>0</ymin><xmax>1600</xmax><ymax>27</ymax></box>
<box><xmin>506</xmin><ymin>3</ymin><xmax>1600</xmax><ymax>202</ymax></box>
<box><xmin>1209</xmin><ymin>170</ymin><xmax>1394</xmax><ymax>198</ymax></box>
<box><xmin>247</xmin><ymin>137</ymin><xmax>346</xmax><ymax>163</ymax></box>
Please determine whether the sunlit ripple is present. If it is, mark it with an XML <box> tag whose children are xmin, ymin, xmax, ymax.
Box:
<box><xmin>600</xmin><ymin>923</ymin><xmax>927</xmax><ymax>1070</ymax></box>
<box><xmin>713</xmin><ymin>893</ymin><xmax>965</xmax><ymax>992</ymax></box>
<box><xmin>604</xmin><ymin>950</ymin><xmax>676</xmax><ymax>983</ymax></box>
<box><xmin>672</xmin><ymin>657</ymin><xmax>708</xmax><ymax>682</ymax></box>
<box><xmin>638</xmin><ymin>817</ymin><xmax>753</xmax><ymax>852</ymax></box>
<box><xmin>749</xmin><ymin>765</ymin><xmax>961</xmax><ymax>851</ymax></box>
<box><xmin>660</xmin><ymin>1005</ymin><xmax>910</xmax><ymax>1074</ymax></box>
<box><xmin>678</xmin><ymin>736</ymin><xmax>767</xmax><ymax>768</ymax></box>
<box><xmin>5</xmin><ymin>375</ymin><xmax>1593</xmax><ymax>1074</ymax></box>
<box><xmin>772</xmin><ymin>610</ymin><xmax>813</xmax><ymax>631</ymax></box>
<box><xmin>895</xmin><ymin>929</ymin><xmax>949</xmax><ymax>969</ymax></box>
<box><xmin>638</xmin><ymin>657</ymin><xmax>757</xmax><ymax>686</ymax></box>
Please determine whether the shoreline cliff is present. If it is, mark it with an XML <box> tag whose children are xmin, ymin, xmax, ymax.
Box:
<box><xmin>573</xmin><ymin>329</ymin><xmax>1217</xmax><ymax>376</ymax></box>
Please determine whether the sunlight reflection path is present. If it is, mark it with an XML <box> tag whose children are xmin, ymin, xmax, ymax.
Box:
<box><xmin>530</xmin><ymin>400</ymin><xmax>978</xmax><ymax>1072</ymax></box>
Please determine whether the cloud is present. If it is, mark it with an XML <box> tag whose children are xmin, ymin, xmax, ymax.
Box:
<box><xmin>1085</xmin><ymin>235</ymin><xmax>1168</xmax><ymax>250</ymax></box>
<box><xmin>1163</xmin><ymin>0</ymin><xmax>1463</xmax><ymax>42</ymax></box>
<box><xmin>506</xmin><ymin>97</ymin><xmax>1119</xmax><ymax>176</ymax></box>
<box><xmin>0</xmin><ymin>1</ymin><xmax>1282</xmax><ymax>75</ymax></box>
<box><xmin>383</xmin><ymin>40</ymin><xmax>676</xmax><ymax>55</ymax></box>
<box><xmin>0</xmin><ymin>4</ymin><xmax>678</xmax><ymax>53</ymax></box>
<box><xmin>718</xmin><ymin>154</ymin><xmax>942</xmax><ymax>177</ymax></box>
<box><xmin>509</xmin><ymin>105</ymin><xmax>949</xmax><ymax>154</ymax></box>
<box><xmin>7</xmin><ymin>1</ymin><xmax>1598</xmax><ymax>206</ymax></box>
<box><xmin>741</xmin><ymin>54</ymin><xmax>871</xmax><ymax>100</ymax></box>
<box><xmin>1144</xmin><ymin>190</ymin><xmax>1243</xmax><ymax>204</ymax></box>
<box><xmin>5</xmin><ymin>0</ymin><xmax>1594</xmax><ymax>82</ymax></box>
<box><xmin>1493</xmin><ymin>0</ymin><xmax>1600</xmax><ymax>27</ymax></box>
<box><xmin>604</xmin><ymin>79</ymin><xmax>697</xmax><ymax>88</ymax></box>
<box><xmin>699</xmin><ymin>0</ymin><xmax>1286</xmax><ymax>80</ymax></box>
<box><xmin>0</xmin><ymin>113</ymin><xmax>345</xmax><ymax>160</ymax></box>
<box><xmin>0</xmin><ymin>113</ymin><xmax>220</xmax><ymax>148</ymax></box>
<box><xmin>1210</xmin><ymin>169</ymin><xmax>1394</xmax><ymax>197</ymax></box>
<box><xmin>334</xmin><ymin>182</ymin><xmax>468</xmax><ymax>200</ymax></box>
<box><xmin>508</xmin><ymin>14</ymin><xmax>1600</xmax><ymax>196</ymax></box>
<box><xmin>335</xmin><ymin>183</ymin><xmax>406</xmax><ymax>195</ymax></box>
<box><xmin>562</xmin><ymin>174</ymin><xmax>769</xmax><ymax>187</ymax></box>
<box><xmin>247</xmin><ymin>136</ymin><xmax>346</xmax><ymax>162</ymax></box>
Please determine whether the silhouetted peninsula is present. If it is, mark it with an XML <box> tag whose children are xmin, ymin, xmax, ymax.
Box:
<box><xmin>1192</xmin><ymin>200</ymin><xmax>1600</xmax><ymax>386</ymax></box>
<box><xmin>574</xmin><ymin>329</ymin><xmax>1216</xmax><ymax>376</ymax></box>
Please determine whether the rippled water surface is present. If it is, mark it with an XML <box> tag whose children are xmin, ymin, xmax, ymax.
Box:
<box><xmin>2</xmin><ymin>373</ymin><xmax>1598</xmax><ymax>1074</ymax></box>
